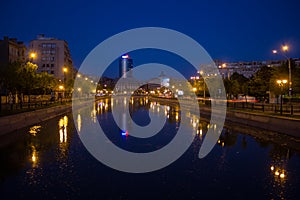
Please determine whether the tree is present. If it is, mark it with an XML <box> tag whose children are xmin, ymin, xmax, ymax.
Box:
<box><xmin>230</xmin><ymin>72</ymin><xmax>249</xmax><ymax>96</ymax></box>
<box><xmin>249</xmin><ymin>66</ymin><xmax>274</xmax><ymax>101</ymax></box>
<box><xmin>224</xmin><ymin>73</ymin><xmax>249</xmax><ymax>99</ymax></box>
<box><xmin>65</xmin><ymin>77</ymin><xmax>75</xmax><ymax>97</ymax></box>
<box><xmin>17</xmin><ymin>62</ymin><xmax>39</xmax><ymax>102</ymax></box>
<box><xmin>293</xmin><ymin>66</ymin><xmax>300</xmax><ymax>95</ymax></box>
<box><xmin>0</xmin><ymin>62</ymin><xmax>21</xmax><ymax>94</ymax></box>
<box><xmin>224</xmin><ymin>78</ymin><xmax>240</xmax><ymax>99</ymax></box>
<box><xmin>36</xmin><ymin>72</ymin><xmax>57</xmax><ymax>95</ymax></box>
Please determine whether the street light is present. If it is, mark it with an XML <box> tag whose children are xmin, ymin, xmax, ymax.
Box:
<box><xmin>30</xmin><ymin>52</ymin><xmax>36</xmax><ymax>62</ymax></box>
<box><xmin>62</xmin><ymin>67</ymin><xmax>68</xmax><ymax>97</ymax></box>
<box><xmin>276</xmin><ymin>79</ymin><xmax>287</xmax><ymax>115</ymax></box>
<box><xmin>30</xmin><ymin>52</ymin><xmax>36</xmax><ymax>59</ymax></box>
<box><xmin>63</xmin><ymin>67</ymin><xmax>68</xmax><ymax>82</ymax></box>
<box><xmin>272</xmin><ymin>45</ymin><xmax>292</xmax><ymax>99</ymax></box>
<box><xmin>282</xmin><ymin>45</ymin><xmax>289</xmax><ymax>52</ymax></box>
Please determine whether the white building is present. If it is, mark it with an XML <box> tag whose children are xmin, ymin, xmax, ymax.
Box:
<box><xmin>215</xmin><ymin>59</ymin><xmax>299</xmax><ymax>79</ymax></box>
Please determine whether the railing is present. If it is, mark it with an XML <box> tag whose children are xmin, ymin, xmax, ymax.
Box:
<box><xmin>0</xmin><ymin>98</ymin><xmax>72</xmax><ymax>115</ymax></box>
<box><xmin>227</xmin><ymin>102</ymin><xmax>300</xmax><ymax>116</ymax></box>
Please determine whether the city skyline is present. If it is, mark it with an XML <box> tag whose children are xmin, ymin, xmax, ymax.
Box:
<box><xmin>1</xmin><ymin>1</ymin><xmax>300</xmax><ymax>198</ymax></box>
<box><xmin>1</xmin><ymin>0</ymin><xmax>300</xmax><ymax>71</ymax></box>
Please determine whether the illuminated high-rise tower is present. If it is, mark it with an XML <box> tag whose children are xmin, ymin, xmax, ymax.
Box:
<box><xmin>119</xmin><ymin>54</ymin><xmax>133</xmax><ymax>78</ymax></box>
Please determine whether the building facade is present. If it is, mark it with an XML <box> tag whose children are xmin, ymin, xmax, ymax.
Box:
<box><xmin>29</xmin><ymin>34</ymin><xmax>74</xmax><ymax>81</ymax></box>
<box><xmin>215</xmin><ymin>59</ymin><xmax>300</xmax><ymax>79</ymax></box>
<box><xmin>0</xmin><ymin>36</ymin><xmax>26</xmax><ymax>66</ymax></box>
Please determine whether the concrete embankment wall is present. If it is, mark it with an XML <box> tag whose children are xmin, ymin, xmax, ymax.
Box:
<box><xmin>225</xmin><ymin>110</ymin><xmax>300</xmax><ymax>138</ymax></box>
<box><xmin>198</xmin><ymin>106</ymin><xmax>300</xmax><ymax>138</ymax></box>
<box><xmin>0</xmin><ymin>105</ymin><xmax>72</xmax><ymax>136</ymax></box>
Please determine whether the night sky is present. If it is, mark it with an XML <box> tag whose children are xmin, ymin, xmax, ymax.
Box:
<box><xmin>1</xmin><ymin>0</ymin><xmax>300</xmax><ymax>76</ymax></box>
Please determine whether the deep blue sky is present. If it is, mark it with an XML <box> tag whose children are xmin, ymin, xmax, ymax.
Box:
<box><xmin>1</xmin><ymin>0</ymin><xmax>300</xmax><ymax>73</ymax></box>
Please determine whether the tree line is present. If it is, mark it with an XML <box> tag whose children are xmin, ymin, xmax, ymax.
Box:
<box><xmin>224</xmin><ymin>60</ymin><xmax>300</xmax><ymax>101</ymax></box>
<box><xmin>0</xmin><ymin>62</ymin><xmax>59</xmax><ymax>102</ymax></box>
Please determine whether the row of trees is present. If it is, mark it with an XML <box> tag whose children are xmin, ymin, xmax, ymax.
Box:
<box><xmin>224</xmin><ymin>60</ymin><xmax>300</xmax><ymax>101</ymax></box>
<box><xmin>0</xmin><ymin>62</ymin><xmax>60</xmax><ymax>102</ymax></box>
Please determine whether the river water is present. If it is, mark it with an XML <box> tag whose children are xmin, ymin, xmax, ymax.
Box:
<box><xmin>0</xmin><ymin>97</ymin><xmax>299</xmax><ymax>199</ymax></box>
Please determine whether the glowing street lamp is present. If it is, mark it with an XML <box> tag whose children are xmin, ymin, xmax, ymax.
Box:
<box><xmin>58</xmin><ymin>85</ymin><xmax>64</xmax><ymax>103</ymax></box>
<box><xmin>30</xmin><ymin>52</ymin><xmax>36</xmax><ymax>59</ymax></box>
<box><xmin>273</xmin><ymin>45</ymin><xmax>292</xmax><ymax>99</ymax></box>
<box><xmin>277</xmin><ymin>79</ymin><xmax>287</xmax><ymax>84</ymax></box>
<box><xmin>282</xmin><ymin>45</ymin><xmax>289</xmax><ymax>52</ymax></box>
<box><xmin>29</xmin><ymin>52</ymin><xmax>36</xmax><ymax>63</ymax></box>
<box><xmin>277</xmin><ymin>79</ymin><xmax>287</xmax><ymax>115</ymax></box>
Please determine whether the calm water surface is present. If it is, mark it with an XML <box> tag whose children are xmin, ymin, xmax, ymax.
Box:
<box><xmin>0</xmin><ymin>97</ymin><xmax>299</xmax><ymax>199</ymax></box>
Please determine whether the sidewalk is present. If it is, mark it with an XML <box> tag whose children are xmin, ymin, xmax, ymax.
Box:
<box><xmin>0</xmin><ymin>99</ymin><xmax>71</xmax><ymax>117</ymax></box>
<box><xmin>0</xmin><ymin>104</ymin><xmax>72</xmax><ymax>136</ymax></box>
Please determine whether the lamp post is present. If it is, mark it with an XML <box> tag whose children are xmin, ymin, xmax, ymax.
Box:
<box><xmin>276</xmin><ymin>79</ymin><xmax>287</xmax><ymax>115</ymax></box>
<box><xmin>63</xmin><ymin>67</ymin><xmax>68</xmax><ymax>83</ymax></box>
<box><xmin>198</xmin><ymin>70</ymin><xmax>206</xmax><ymax>99</ymax></box>
<box><xmin>77</xmin><ymin>87</ymin><xmax>82</xmax><ymax>98</ymax></box>
<box><xmin>59</xmin><ymin>85</ymin><xmax>64</xmax><ymax>104</ymax></box>
<box><xmin>272</xmin><ymin>45</ymin><xmax>292</xmax><ymax>100</ymax></box>
<box><xmin>63</xmin><ymin>67</ymin><xmax>68</xmax><ymax>98</ymax></box>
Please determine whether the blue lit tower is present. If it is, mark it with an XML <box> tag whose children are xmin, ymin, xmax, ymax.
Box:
<box><xmin>119</xmin><ymin>54</ymin><xmax>133</xmax><ymax>78</ymax></box>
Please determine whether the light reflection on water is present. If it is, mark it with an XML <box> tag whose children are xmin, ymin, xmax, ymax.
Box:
<box><xmin>0</xmin><ymin>97</ymin><xmax>299</xmax><ymax>199</ymax></box>
<box><xmin>59</xmin><ymin>116</ymin><xmax>68</xmax><ymax>143</ymax></box>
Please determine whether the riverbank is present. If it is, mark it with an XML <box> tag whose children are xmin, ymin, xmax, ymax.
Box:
<box><xmin>149</xmin><ymin>97</ymin><xmax>300</xmax><ymax>138</ymax></box>
<box><xmin>0</xmin><ymin>104</ymin><xmax>72</xmax><ymax>136</ymax></box>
